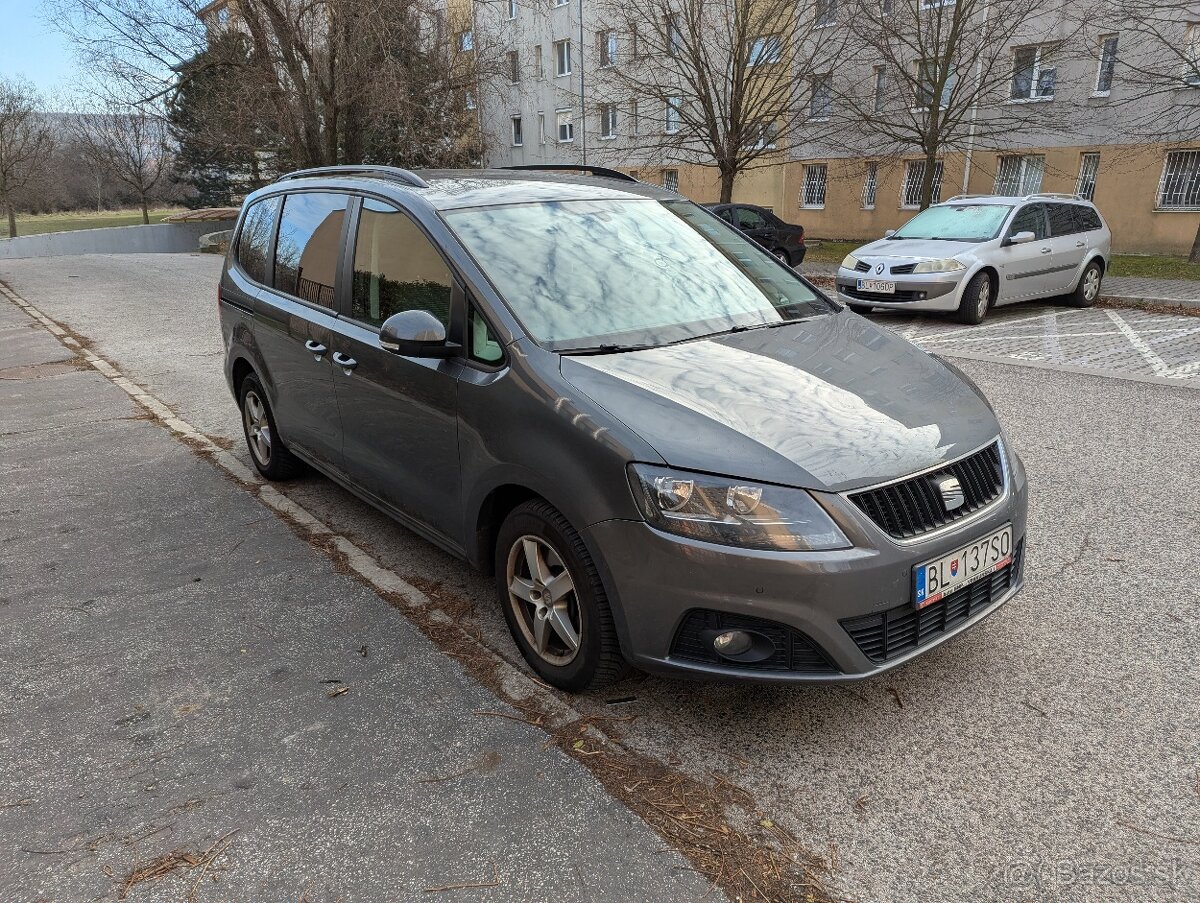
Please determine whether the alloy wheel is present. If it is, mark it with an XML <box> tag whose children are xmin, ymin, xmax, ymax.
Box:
<box><xmin>976</xmin><ymin>278</ymin><xmax>991</xmax><ymax>317</ymax></box>
<box><xmin>506</xmin><ymin>535</ymin><xmax>582</xmax><ymax>666</ymax></box>
<box><xmin>243</xmin><ymin>390</ymin><xmax>272</xmax><ymax>466</ymax></box>
<box><xmin>1083</xmin><ymin>267</ymin><xmax>1101</xmax><ymax>301</ymax></box>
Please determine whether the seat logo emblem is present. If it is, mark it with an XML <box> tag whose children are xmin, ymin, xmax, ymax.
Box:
<box><xmin>875</xmin><ymin>263</ymin><xmax>885</xmax><ymax>274</ymax></box>
<box><xmin>935</xmin><ymin>476</ymin><xmax>965</xmax><ymax>512</ymax></box>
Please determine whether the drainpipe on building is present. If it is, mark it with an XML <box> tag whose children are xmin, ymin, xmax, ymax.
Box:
<box><xmin>961</xmin><ymin>0</ymin><xmax>991</xmax><ymax>194</ymax></box>
<box><xmin>578</xmin><ymin>0</ymin><xmax>587</xmax><ymax>164</ymax></box>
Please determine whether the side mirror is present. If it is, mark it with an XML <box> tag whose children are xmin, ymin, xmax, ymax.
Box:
<box><xmin>883</xmin><ymin>229</ymin><xmax>895</xmax><ymax>238</ymax></box>
<box><xmin>379</xmin><ymin>310</ymin><xmax>460</xmax><ymax>358</ymax></box>
<box><xmin>1006</xmin><ymin>230</ymin><xmax>1035</xmax><ymax>246</ymax></box>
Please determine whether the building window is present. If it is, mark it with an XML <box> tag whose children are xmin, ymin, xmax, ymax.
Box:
<box><xmin>508</xmin><ymin>50</ymin><xmax>520</xmax><ymax>83</ymax></box>
<box><xmin>746</xmin><ymin>120</ymin><xmax>778</xmax><ymax>150</ymax></box>
<box><xmin>465</xmin><ymin>91</ymin><xmax>476</xmax><ymax>110</ymax></box>
<box><xmin>458</xmin><ymin>30</ymin><xmax>474</xmax><ymax>52</ymax></box>
<box><xmin>815</xmin><ymin>0</ymin><xmax>836</xmax><ymax>27</ymax></box>
<box><xmin>873</xmin><ymin>65</ymin><xmax>887</xmax><ymax>113</ymax></box>
<box><xmin>1186</xmin><ymin>24</ymin><xmax>1200</xmax><ymax>86</ymax></box>
<box><xmin>862</xmin><ymin>161</ymin><xmax>878</xmax><ymax>209</ymax></box>
<box><xmin>631</xmin><ymin>99</ymin><xmax>639</xmax><ymax>135</ymax></box>
<box><xmin>1157</xmin><ymin>150</ymin><xmax>1200</xmax><ymax>209</ymax></box>
<box><xmin>511</xmin><ymin>115</ymin><xmax>523</xmax><ymax>146</ymax></box>
<box><xmin>665</xmin><ymin>96</ymin><xmax>681</xmax><ymax>133</ymax></box>
<box><xmin>809</xmin><ymin>74</ymin><xmax>832</xmax><ymax>120</ymax></box>
<box><xmin>599</xmin><ymin>29</ymin><xmax>617</xmax><ymax>67</ymax></box>
<box><xmin>1076</xmin><ymin>152</ymin><xmax>1100</xmax><ymax>201</ymax></box>
<box><xmin>1095</xmin><ymin>34</ymin><xmax>1118</xmax><ymax>94</ymax></box>
<box><xmin>881</xmin><ymin>0</ymin><xmax>894</xmax><ymax>11</ymax></box>
<box><xmin>553</xmin><ymin>0</ymin><xmax>567</xmax><ymax>7</ymax></box>
<box><xmin>556</xmin><ymin>109</ymin><xmax>574</xmax><ymax>143</ymax></box>
<box><xmin>902</xmin><ymin>159</ymin><xmax>944</xmax><ymax>208</ymax></box>
<box><xmin>537</xmin><ymin>110</ymin><xmax>546</xmax><ymax>143</ymax></box>
<box><xmin>554</xmin><ymin>39</ymin><xmax>572</xmax><ymax>76</ymax></box>
<box><xmin>508</xmin><ymin>0</ymin><xmax>518</xmax><ymax>19</ymax></box>
<box><xmin>801</xmin><ymin>164</ymin><xmax>827</xmax><ymax>208</ymax></box>
<box><xmin>663</xmin><ymin>170</ymin><xmax>679</xmax><ymax>191</ymax></box>
<box><xmin>1011</xmin><ymin>46</ymin><xmax>1056</xmax><ymax>100</ymax></box>
<box><xmin>916</xmin><ymin>59</ymin><xmax>955</xmax><ymax>109</ymax></box>
<box><xmin>920</xmin><ymin>0</ymin><xmax>955</xmax><ymax>8</ymax></box>
<box><xmin>748</xmin><ymin>35</ymin><xmax>782</xmax><ymax>66</ymax></box>
<box><xmin>994</xmin><ymin>154</ymin><xmax>1045</xmax><ymax>195</ymax></box>
<box><xmin>534</xmin><ymin>44</ymin><xmax>544</xmax><ymax>77</ymax></box>
<box><xmin>667</xmin><ymin>14</ymin><xmax>683</xmax><ymax>56</ymax></box>
<box><xmin>600</xmin><ymin>103</ymin><xmax>617</xmax><ymax>138</ymax></box>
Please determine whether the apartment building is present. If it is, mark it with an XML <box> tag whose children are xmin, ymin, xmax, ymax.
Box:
<box><xmin>470</xmin><ymin>1</ymin><xmax>1200</xmax><ymax>255</ymax></box>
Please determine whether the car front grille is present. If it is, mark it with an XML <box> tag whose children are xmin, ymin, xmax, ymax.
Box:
<box><xmin>849</xmin><ymin>442</ymin><xmax>1005</xmax><ymax>540</ymax></box>
<box><xmin>854</xmin><ymin>260</ymin><xmax>871</xmax><ymax>272</ymax></box>
<box><xmin>841</xmin><ymin>541</ymin><xmax>1023</xmax><ymax>664</ymax></box>
<box><xmin>890</xmin><ymin>263</ymin><xmax>917</xmax><ymax>274</ymax></box>
<box><xmin>670</xmin><ymin>609</ymin><xmax>838</xmax><ymax>674</ymax></box>
<box><xmin>839</xmin><ymin>285</ymin><xmax>926</xmax><ymax>303</ymax></box>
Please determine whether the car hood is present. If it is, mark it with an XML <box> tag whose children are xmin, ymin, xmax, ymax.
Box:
<box><xmin>853</xmin><ymin>237</ymin><xmax>979</xmax><ymax>261</ymax></box>
<box><xmin>559</xmin><ymin>312</ymin><xmax>999</xmax><ymax>492</ymax></box>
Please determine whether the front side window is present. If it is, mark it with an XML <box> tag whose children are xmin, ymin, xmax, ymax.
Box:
<box><xmin>810</xmin><ymin>75</ymin><xmax>832</xmax><ymax>119</ymax></box>
<box><xmin>1076</xmin><ymin>152</ymin><xmax>1100</xmax><ymax>200</ymax></box>
<box><xmin>735</xmin><ymin>207</ymin><xmax>768</xmax><ymax>229</ymax></box>
<box><xmin>444</xmin><ymin>199</ymin><xmax>831</xmax><ymax>351</ymax></box>
<box><xmin>273</xmin><ymin>192</ymin><xmax>348</xmax><ymax>308</ymax></box>
<box><xmin>1008</xmin><ymin>204</ymin><xmax>1048</xmax><ymax>241</ymax></box>
<box><xmin>351</xmin><ymin>199</ymin><xmax>453</xmax><ymax>329</ymax></box>
<box><xmin>236</xmin><ymin>195</ymin><xmax>281</xmax><ymax>285</ymax></box>
<box><xmin>901</xmin><ymin>159</ymin><xmax>944</xmax><ymax>208</ymax></box>
<box><xmin>1011</xmin><ymin>46</ymin><xmax>1055</xmax><ymax>100</ymax></box>
<box><xmin>554</xmin><ymin>39</ymin><xmax>571</xmax><ymax>76</ymax></box>
<box><xmin>556</xmin><ymin>109</ymin><xmax>574</xmax><ymax>142</ymax></box>
<box><xmin>1095</xmin><ymin>34</ymin><xmax>1118</xmax><ymax>93</ymax></box>
<box><xmin>994</xmin><ymin>153</ymin><xmax>1045</xmax><ymax>195</ymax></box>
<box><xmin>802</xmin><ymin>163</ymin><xmax>827</xmax><ymax>208</ymax></box>
<box><xmin>892</xmin><ymin>204</ymin><xmax>1013</xmax><ymax>242</ymax></box>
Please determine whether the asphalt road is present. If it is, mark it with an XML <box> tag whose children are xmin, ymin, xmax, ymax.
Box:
<box><xmin>3</xmin><ymin>253</ymin><xmax>1198</xmax><ymax>903</ymax></box>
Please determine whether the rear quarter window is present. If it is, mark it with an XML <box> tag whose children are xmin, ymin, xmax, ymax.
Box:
<box><xmin>1075</xmin><ymin>206</ymin><xmax>1103</xmax><ymax>232</ymax></box>
<box><xmin>236</xmin><ymin>196</ymin><xmax>282</xmax><ymax>285</ymax></box>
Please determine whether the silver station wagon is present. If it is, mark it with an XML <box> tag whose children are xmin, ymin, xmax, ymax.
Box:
<box><xmin>837</xmin><ymin>194</ymin><xmax>1111</xmax><ymax>324</ymax></box>
<box><xmin>219</xmin><ymin>165</ymin><xmax>1029</xmax><ymax>692</ymax></box>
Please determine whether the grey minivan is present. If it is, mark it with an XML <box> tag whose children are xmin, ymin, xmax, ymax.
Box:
<box><xmin>219</xmin><ymin>165</ymin><xmax>1029</xmax><ymax>692</ymax></box>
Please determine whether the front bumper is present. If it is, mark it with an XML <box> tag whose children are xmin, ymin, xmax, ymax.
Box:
<box><xmin>585</xmin><ymin>460</ymin><xmax>1029</xmax><ymax>682</ymax></box>
<box><xmin>836</xmin><ymin>267</ymin><xmax>965</xmax><ymax>312</ymax></box>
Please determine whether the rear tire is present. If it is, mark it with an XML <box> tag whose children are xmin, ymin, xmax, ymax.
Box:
<box><xmin>848</xmin><ymin>303</ymin><xmax>873</xmax><ymax>315</ymax></box>
<box><xmin>1066</xmin><ymin>260</ymin><xmax>1103</xmax><ymax>308</ymax></box>
<box><xmin>772</xmin><ymin>248</ymin><xmax>791</xmax><ymax>266</ymax></box>
<box><xmin>956</xmin><ymin>271</ymin><xmax>993</xmax><ymax>325</ymax></box>
<box><xmin>495</xmin><ymin>500</ymin><xmax>628</xmax><ymax>693</ymax></box>
<box><xmin>239</xmin><ymin>373</ymin><xmax>305</xmax><ymax>480</ymax></box>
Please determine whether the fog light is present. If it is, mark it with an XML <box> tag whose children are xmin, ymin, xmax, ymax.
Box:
<box><xmin>712</xmin><ymin>630</ymin><xmax>753</xmax><ymax>656</ymax></box>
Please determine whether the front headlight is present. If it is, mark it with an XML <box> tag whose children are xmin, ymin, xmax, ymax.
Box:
<box><xmin>628</xmin><ymin>464</ymin><xmax>851</xmax><ymax>551</ymax></box>
<box><xmin>840</xmin><ymin>253</ymin><xmax>861</xmax><ymax>270</ymax></box>
<box><xmin>912</xmin><ymin>258</ymin><xmax>966</xmax><ymax>274</ymax></box>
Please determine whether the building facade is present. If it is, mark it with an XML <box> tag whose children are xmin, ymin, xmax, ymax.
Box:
<box><xmin>469</xmin><ymin>0</ymin><xmax>1200</xmax><ymax>255</ymax></box>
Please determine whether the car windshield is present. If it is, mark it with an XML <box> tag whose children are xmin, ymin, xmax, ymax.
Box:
<box><xmin>890</xmin><ymin>204</ymin><xmax>1012</xmax><ymax>242</ymax></box>
<box><xmin>443</xmin><ymin>199</ymin><xmax>832</xmax><ymax>352</ymax></box>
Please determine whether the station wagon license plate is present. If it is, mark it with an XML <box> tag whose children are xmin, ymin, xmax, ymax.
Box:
<box><xmin>913</xmin><ymin>525</ymin><xmax>1013</xmax><ymax>610</ymax></box>
<box><xmin>857</xmin><ymin>278</ymin><xmax>895</xmax><ymax>294</ymax></box>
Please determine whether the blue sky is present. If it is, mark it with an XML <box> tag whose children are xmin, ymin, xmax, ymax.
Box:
<box><xmin>0</xmin><ymin>0</ymin><xmax>81</xmax><ymax>100</ymax></box>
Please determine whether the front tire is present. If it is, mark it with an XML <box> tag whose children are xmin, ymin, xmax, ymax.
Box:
<box><xmin>239</xmin><ymin>373</ymin><xmax>305</xmax><ymax>480</ymax></box>
<box><xmin>495</xmin><ymin>500</ymin><xmax>627</xmax><ymax>692</ymax></box>
<box><xmin>1066</xmin><ymin>261</ymin><xmax>1103</xmax><ymax>308</ymax></box>
<box><xmin>956</xmin><ymin>271</ymin><xmax>993</xmax><ymax>325</ymax></box>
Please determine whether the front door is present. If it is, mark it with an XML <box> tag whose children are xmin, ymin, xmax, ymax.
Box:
<box><xmin>997</xmin><ymin>203</ymin><xmax>1054</xmax><ymax>301</ymax></box>
<box><xmin>734</xmin><ymin>206</ymin><xmax>774</xmax><ymax>249</ymax></box>
<box><xmin>328</xmin><ymin>198</ymin><xmax>463</xmax><ymax>545</ymax></box>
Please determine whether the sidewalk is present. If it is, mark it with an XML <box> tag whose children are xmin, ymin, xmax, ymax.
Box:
<box><xmin>0</xmin><ymin>299</ymin><xmax>719</xmax><ymax>901</ymax></box>
<box><xmin>799</xmin><ymin>260</ymin><xmax>1200</xmax><ymax>308</ymax></box>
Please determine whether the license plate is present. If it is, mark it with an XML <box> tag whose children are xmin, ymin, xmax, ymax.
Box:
<box><xmin>913</xmin><ymin>525</ymin><xmax>1013</xmax><ymax>610</ymax></box>
<box><xmin>857</xmin><ymin>278</ymin><xmax>895</xmax><ymax>294</ymax></box>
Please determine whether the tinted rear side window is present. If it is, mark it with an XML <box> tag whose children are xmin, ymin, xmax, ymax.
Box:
<box><xmin>350</xmin><ymin>199</ymin><xmax>453</xmax><ymax>328</ymax></box>
<box><xmin>273</xmin><ymin>192</ymin><xmax>349</xmax><ymax>308</ymax></box>
<box><xmin>236</xmin><ymin>196</ymin><xmax>281</xmax><ymax>285</ymax></box>
<box><xmin>1075</xmin><ymin>206</ymin><xmax>1102</xmax><ymax>231</ymax></box>
<box><xmin>1046</xmin><ymin>203</ymin><xmax>1080</xmax><ymax>237</ymax></box>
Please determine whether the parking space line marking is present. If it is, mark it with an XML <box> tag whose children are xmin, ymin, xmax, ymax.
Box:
<box><xmin>1103</xmin><ymin>309</ymin><xmax>1174</xmax><ymax>378</ymax></box>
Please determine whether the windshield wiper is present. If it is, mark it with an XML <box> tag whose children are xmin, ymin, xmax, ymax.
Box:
<box><xmin>560</xmin><ymin>342</ymin><xmax>663</xmax><ymax>355</ymax></box>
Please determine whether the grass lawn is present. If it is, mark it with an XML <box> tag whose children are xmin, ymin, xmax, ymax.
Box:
<box><xmin>10</xmin><ymin>208</ymin><xmax>182</xmax><ymax>237</ymax></box>
<box><xmin>805</xmin><ymin>239</ymin><xmax>861</xmax><ymax>264</ymax></box>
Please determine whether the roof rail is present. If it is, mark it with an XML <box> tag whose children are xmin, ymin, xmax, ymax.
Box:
<box><xmin>944</xmin><ymin>194</ymin><xmax>994</xmax><ymax>202</ymax></box>
<box><xmin>1024</xmin><ymin>192</ymin><xmax>1083</xmax><ymax>201</ymax></box>
<box><xmin>501</xmin><ymin>164</ymin><xmax>639</xmax><ymax>183</ymax></box>
<box><xmin>278</xmin><ymin>165</ymin><xmax>429</xmax><ymax>188</ymax></box>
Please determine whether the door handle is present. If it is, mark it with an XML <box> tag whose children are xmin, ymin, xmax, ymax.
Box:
<box><xmin>1040</xmin><ymin>247</ymin><xmax>1052</xmax><ymax>254</ymax></box>
<box><xmin>304</xmin><ymin>339</ymin><xmax>327</xmax><ymax>359</ymax></box>
<box><xmin>1075</xmin><ymin>241</ymin><xmax>1086</xmax><ymax>248</ymax></box>
<box><xmin>332</xmin><ymin>351</ymin><xmax>358</xmax><ymax>373</ymax></box>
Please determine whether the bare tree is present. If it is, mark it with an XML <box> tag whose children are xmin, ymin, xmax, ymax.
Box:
<box><xmin>67</xmin><ymin>94</ymin><xmax>172</xmax><ymax>224</ymax></box>
<box><xmin>0</xmin><ymin>78</ymin><xmax>55</xmax><ymax>238</ymax></box>
<box><xmin>597</xmin><ymin>0</ymin><xmax>849</xmax><ymax>202</ymax></box>
<box><xmin>836</xmin><ymin>0</ymin><xmax>1086</xmax><ymax>209</ymax></box>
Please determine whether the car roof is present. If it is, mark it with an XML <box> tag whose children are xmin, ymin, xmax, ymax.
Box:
<box><xmin>257</xmin><ymin>167</ymin><xmax>678</xmax><ymax>211</ymax></box>
<box><xmin>935</xmin><ymin>194</ymin><xmax>1096</xmax><ymax>207</ymax></box>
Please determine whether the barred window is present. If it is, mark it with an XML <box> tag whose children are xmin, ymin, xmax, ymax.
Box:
<box><xmin>1075</xmin><ymin>153</ymin><xmax>1100</xmax><ymax>201</ymax></box>
<box><xmin>1157</xmin><ymin>150</ymin><xmax>1200</xmax><ymax>209</ymax></box>
<box><xmin>995</xmin><ymin>154</ymin><xmax>1045</xmax><ymax>195</ymax></box>
<box><xmin>663</xmin><ymin>169</ymin><xmax>679</xmax><ymax>191</ymax></box>
<box><xmin>862</xmin><ymin>161</ymin><xmax>878</xmax><ymax>209</ymax></box>
<box><xmin>902</xmin><ymin>159</ymin><xmax>943</xmax><ymax>208</ymax></box>
<box><xmin>802</xmin><ymin>163</ymin><xmax>827</xmax><ymax>208</ymax></box>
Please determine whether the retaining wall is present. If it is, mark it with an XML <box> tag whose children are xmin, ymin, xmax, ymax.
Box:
<box><xmin>0</xmin><ymin>221</ymin><xmax>237</xmax><ymax>260</ymax></box>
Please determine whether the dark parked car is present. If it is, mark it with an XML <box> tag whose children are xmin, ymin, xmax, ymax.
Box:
<box><xmin>220</xmin><ymin>165</ymin><xmax>1027</xmax><ymax>693</ymax></box>
<box><xmin>705</xmin><ymin>203</ymin><xmax>806</xmax><ymax>266</ymax></box>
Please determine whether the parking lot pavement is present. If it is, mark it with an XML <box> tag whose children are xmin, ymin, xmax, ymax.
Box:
<box><xmin>0</xmin><ymin>267</ymin><xmax>719</xmax><ymax>901</ymax></box>
<box><xmin>3</xmin><ymin>254</ymin><xmax>1199</xmax><ymax>903</ymax></box>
